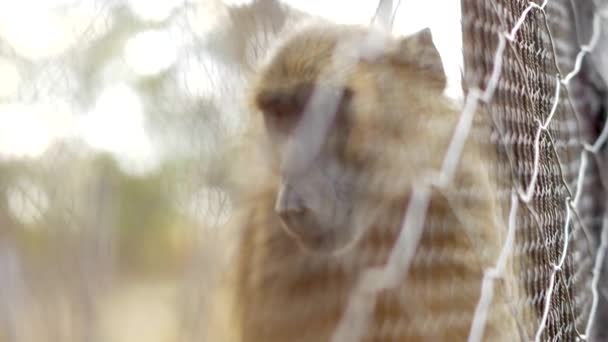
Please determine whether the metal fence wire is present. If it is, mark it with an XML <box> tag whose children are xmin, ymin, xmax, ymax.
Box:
<box><xmin>461</xmin><ymin>0</ymin><xmax>607</xmax><ymax>340</ymax></box>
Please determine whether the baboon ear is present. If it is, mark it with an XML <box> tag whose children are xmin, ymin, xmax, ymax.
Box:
<box><xmin>391</xmin><ymin>28</ymin><xmax>446</xmax><ymax>83</ymax></box>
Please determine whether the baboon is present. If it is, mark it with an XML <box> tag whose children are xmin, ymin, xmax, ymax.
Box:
<box><xmin>223</xmin><ymin>21</ymin><xmax>523</xmax><ymax>341</ymax></box>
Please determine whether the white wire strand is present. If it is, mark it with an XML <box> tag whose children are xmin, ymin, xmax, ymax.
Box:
<box><xmin>532</xmin><ymin>9</ymin><xmax>604</xmax><ymax>342</ymax></box>
<box><xmin>465</xmin><ymin>2</ymin><xmax>565</xmax><ymax>339</ymax></box>
<box><xmin>469</xmin><ymin>4</ymin><xmax>607</xmax><ymax>341</ymax></box>
<box><xmin>585</xmin><ymin>215</ymin><xmax>608</xmax><ymax>339</ymax></box>
<box><xmin>466</xmin><ymin>4</ymin><xmax>606</xmax><ymax>341</ymax></box>
<box><xmin>467</xmin><ymin>191</ymin><xmax>519</xmax><ymax>342</ymax></box>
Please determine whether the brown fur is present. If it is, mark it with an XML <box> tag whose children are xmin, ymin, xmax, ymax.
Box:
<box><xmin>224</xmin><ymin>23</ymin><xmax>525</xmax><ymax>342</ymax></box>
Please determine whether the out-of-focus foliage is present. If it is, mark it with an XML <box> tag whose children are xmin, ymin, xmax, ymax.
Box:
<box><xmin>0</xmin><ymin>0</ymin><xmax>241</xmax><ymax>263</ymax></box>
<box><xmin>0</xmin><ymin>1</ymin><xmax>282</xmax><ymax>341</ymax></box>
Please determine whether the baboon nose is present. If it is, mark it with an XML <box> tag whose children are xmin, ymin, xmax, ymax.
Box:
<box><xmin>276</xmin><ymin>199</ymin><xmax>307</xmax><ymax>223</ymax></box>
<box><xmin>275</xmin><ymin>182</ymin><xmax>303</xmax><ymax>213</ymax></box>
<box><xmin>277</xmin><ymin>205</ymin><xmax>305</xmax><ymax>216</ymax></box>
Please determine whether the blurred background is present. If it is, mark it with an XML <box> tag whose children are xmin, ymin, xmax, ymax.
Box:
<box><xmin>0</xmin><ymin>1</ymin><xmax>461</xmax><ymax>341</ymax></box>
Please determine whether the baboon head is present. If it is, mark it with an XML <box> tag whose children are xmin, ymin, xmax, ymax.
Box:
<box><xmin>251</xmin><ymin>23</ymin><xmax>446</xmax><ymax>254</ymax></box>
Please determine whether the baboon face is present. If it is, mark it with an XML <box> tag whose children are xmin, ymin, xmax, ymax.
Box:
<box><xmin>251</xmin><ymin>25</ymin><xmax>445</xmax><ymax>254</ymax></box>
<box><xmin>255</xmin><ymin>79</ymin><xmax>360</xmax><ymax>254</ymax></box>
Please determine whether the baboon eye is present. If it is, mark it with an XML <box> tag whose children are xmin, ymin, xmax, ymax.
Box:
<box><xmin>341</xmin><ymin>87</ymin><xmax>353</xmax><ymax>106</ymax></box>
<box><xmin>256</xmin><ymin>83</ymin><xmax>352</xmax><ymax>117</ymax></box>
<box><xmin>256</xmin><ymin>82</ymin><xmax>314</xmax><ymax>119</ymax></box>
<box><xmin>256</xmin><ymin>83</ymin><xmax>353</xmax><ymax>136</ymax></box>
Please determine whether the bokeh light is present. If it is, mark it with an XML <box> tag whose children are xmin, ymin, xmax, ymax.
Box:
<box><xmin>128</xmin><ymin>0</ymin><xmax>181</xmax><ymax>22</ymax></box>
<box><xmin>80</xmin><ymin>83</ymin><xmax>159</xmax><ymax>175</ymax></box>
<box><xmin>0</xmin><ymin>58</ymin><xmax>21</xmax><ymax>98</ymax></box>
<box><xmin>0</xmin><ymin>8</ymin><xmax>74</xmax><ymax>60</ymax></box>
<box><xmin>124</xmin><ymin>29</ymin><xmax>178</xmax><ymax>76</ymax></box>
<box><xmin>0</xmin><ymin>103</ymin><xmax>65</xmax><ymax>159</ymax></box>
